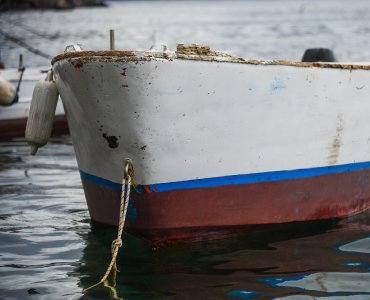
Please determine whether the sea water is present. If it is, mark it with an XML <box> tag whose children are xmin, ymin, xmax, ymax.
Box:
<box><xmin>0</xmin><ymin>1</ymin><xmax>370</xmax><ymax>299</ymax></box>
<box><xmin>2</xmin><ymin>0</ymin><xmax>370</xmax><ymax>67</ymax></box>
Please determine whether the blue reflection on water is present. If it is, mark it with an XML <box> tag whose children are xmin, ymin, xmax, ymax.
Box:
<box><xmin>342</xmin><ymin>262</ymin><xmax>369</xmax><ymax>269</ymax></box>
<box><xmin>228</xmin><ymin>289</ymin><xmax>261</xmax><ymax>299</ymax></box>
<box><xmin>258</xmin><ymin>275</ymin><xmax>306</xmax><ymax>288</ymax></box>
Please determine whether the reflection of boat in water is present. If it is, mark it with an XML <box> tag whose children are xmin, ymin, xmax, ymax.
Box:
<box><xmin>78</xmin><ymin>211</ymin><xmax>370</xmax><ymax>299</ymax></box>
<box><xmin>0</xmin><ymin>67</ymin><xmax>68</xmax><ymax>139</ymax></box>
<box><xmin>339</xmin><ymin>236</ymin><xmax>370</xmax><ymax>254</ymax></box>
<box><xmin>266</xmin><ymin>271</ymin><xmax>370</xmax><ymax>294</ymax></box>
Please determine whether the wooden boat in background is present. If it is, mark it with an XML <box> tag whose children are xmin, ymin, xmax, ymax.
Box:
<box><xmin>42</xmin><ymin>44</ymin><xmax>370</xmax><ymax>245</ymax></box>
<box><xmin>0</xmin><ymin>67</ymin><xmax>68</xmax><ymax>139</ymax></box>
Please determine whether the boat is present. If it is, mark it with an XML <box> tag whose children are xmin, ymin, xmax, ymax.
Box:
<box><xmin>0</xmin><ymin>67</ymin><xmax>68</xmax><ymax>139</ymax></box>
<box><xmin>35</xmin><ymin>44</ymin><xmax>370</xmax><ymax>245</ymax></box>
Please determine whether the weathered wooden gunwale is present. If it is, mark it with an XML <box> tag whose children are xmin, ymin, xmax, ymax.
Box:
<box><xmin>52</xmin><ymin>49</ymin><xmax>370</xmax><ymax>70</ymax></box>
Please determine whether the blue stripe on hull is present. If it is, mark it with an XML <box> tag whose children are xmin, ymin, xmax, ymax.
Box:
<box><xmin>80</xmin><ymin>161</ymin><xmax>370</xmax><ymax>193</ymax></box>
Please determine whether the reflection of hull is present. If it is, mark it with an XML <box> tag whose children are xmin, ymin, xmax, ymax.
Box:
<box><xmin>268</xmin><ymin>272</ymin><xmax>370</xmax><ymax>293</ymax></box>
<box><xmin>80</xmin><ymin>211</ymin><xmax>370</xmax><ymax>299</ymax></box>
<box><xmin>0</xmin><ymin>68</ymin><xmax>68</xmax><ymax>139</ymax></box>
<box><xmin>53</xmin><ymin>48</ymin><xmax>370</xmax><ymax>244</ymax></box>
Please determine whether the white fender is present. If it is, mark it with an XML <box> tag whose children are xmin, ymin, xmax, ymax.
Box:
<box><xmin>25</xmin><ymin>70</ymin><xmax>59</xmax><ymax>155</ymax></box>
<box><xmin>0</xmin><ymin>75</ymin><xmax>16</xmax><ymax>106</ymax></box>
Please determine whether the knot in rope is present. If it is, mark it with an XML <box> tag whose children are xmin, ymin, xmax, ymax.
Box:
<box><xmin>112</xmin><ymin>239</ymin><xmax>123</xmax><ymax>250</ymax></box>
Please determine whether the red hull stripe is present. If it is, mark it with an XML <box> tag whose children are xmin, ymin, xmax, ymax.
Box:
<box><xmin>80</xmin><ymin>161</ymin><xmax>370</xmax><ymax>192</ymax></box>
<box><xmin>81</xmin><ymin>167</ymin><xmax>370</xmax><ymax>233</ymax></box>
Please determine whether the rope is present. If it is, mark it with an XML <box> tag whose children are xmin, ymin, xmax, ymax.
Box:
<box><xmin>84</xmin><ymin>159</ymin><xmax>133</xmax><ymax>293</ymax></box>
<box><xmin>12</xmin><ymin>65</ymin><xmax>26</xmax><ymax>104</ymax></box>
<box><xmin>0</xmin><ymin>17</ymin><xmax>60</xmax><ymax>41</ymax></box>
<box><xmin>0</xmin><ymin>28</ymin><xmax>52</xmax><ymax>60</ymax></box>
<box><xmin>1</xmin><ymin>65</ymin><xmax>25</xmax><ymax>107</ymax></box>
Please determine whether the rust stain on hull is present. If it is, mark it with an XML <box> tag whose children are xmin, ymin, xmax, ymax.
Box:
<box><xmin>52</xmin><ymin>45</ymin><xmax>370</xmax><ymax>70</ymax></box>
<box><xmin>68</xmin><ymin>58</ymin><xmax>83</xmax><ymax>69</ymax></box>
<box><xmin>328</xmin><ymin>114</ymin><xmax>344</xmax><ymax>165</ymax></box>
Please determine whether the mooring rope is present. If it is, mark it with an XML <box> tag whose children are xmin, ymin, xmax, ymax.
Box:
<box><xmin>0</xmin><ymin>29</ymin><xmax>52</xmax><ymax>60</ymax></box>
<box><xmin>0</xmin><ymin>17</ymin><xmax>60</xmax><ymax>41</ymax></box>
<box><xmin>84</xmin><ymin>158</ymin><xmax>134</xmax><ymax>293</ymax></box>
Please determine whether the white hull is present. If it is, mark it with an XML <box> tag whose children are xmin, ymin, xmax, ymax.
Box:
<box><xmin>49</xmin><ymin>49</ymin><xmax>370</xmax><ymax>241</ymax></box>
<box><xmin>53</xmin><ymin>50</ymin><xmax>370</xmax><ymax>185</ymax></box>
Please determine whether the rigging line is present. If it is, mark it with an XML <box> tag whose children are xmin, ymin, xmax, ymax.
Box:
<box><xmin>0</xmin><ymin>29</ymin><xmax>52</xmax><ymax>60</ymax></box>
<box><xmin>0</xmin><ymin>17</ymin><xmax>60</xmax><ymax>40</ymax></box>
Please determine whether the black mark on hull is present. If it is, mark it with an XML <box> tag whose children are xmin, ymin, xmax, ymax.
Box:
<box><xmin>102</xmin><ymin>133</ymin><xmax>119</xmax><ymax>148</ymax></box>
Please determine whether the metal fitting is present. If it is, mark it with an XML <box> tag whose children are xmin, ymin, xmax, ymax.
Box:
<box><xmin>64</xmin><ymin>44</ymin><xmax>83</xmax><ymax>52</ymax></box>
<box><xmin>123</xmin><ymin>158</ymin><xmax>133</xmax><ymax>179</ymax></box>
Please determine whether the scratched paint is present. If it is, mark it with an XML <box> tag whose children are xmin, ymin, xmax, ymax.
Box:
<box><xmin>68</xmin><ymin>58</ymin><xmax>83</xmax><ymax>69</ymax></box>
<box><xmin>53</xmin><ymin>46</ymin><xmax>370</xmax><ymax>238</ymax></box>
<box><xmin>53</xmin><ymin>52</ymin><xmax>370</xmax><ymax>185</ymax></box>
<box><xmin>102</xmin><ymin>133</ymin><xmax>119</xmax><ymax>148</ymax></box>
<box><xmin>80</xmin><ymin>167</ymin><xmax>370</xmax><ymax>237</ymax></box>
<box><xmin>271</xmin><ymin>77</ymin><xmax>286</xmax><ymax>93</ymax></box>
<box><xmin>120</xmin><ymin>67</ymin><xmax>127</xmax><ymax>76</ymax></box>
<box><xmin>328</xmin><ymin>114</ymin><xmax>344</xmax><ymax>165</ymax></box>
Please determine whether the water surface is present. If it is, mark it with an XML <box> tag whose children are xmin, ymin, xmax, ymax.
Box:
<box><xmin>2</xmin><ymin>0</ymin><xmax>370</xmax><ymax>67</ymax></box>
